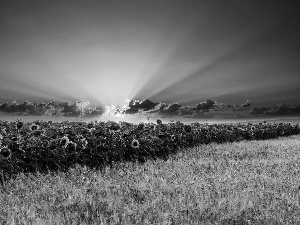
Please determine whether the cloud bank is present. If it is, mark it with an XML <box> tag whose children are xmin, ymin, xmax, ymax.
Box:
<box><xmin>1</xmin><ymin>98</ymin><xmax>299</xmax><ymax>121</ymax></box>
<box><xmin>249</xmin><ymin>103</ymin><xmax>300</xmax><ymax>116</ymax></box>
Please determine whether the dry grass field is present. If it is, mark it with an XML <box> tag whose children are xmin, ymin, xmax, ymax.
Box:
<box><xmin>1</xmin><ymin>135</ymin><xmax>300</xmax><ymax>224</ymax></box>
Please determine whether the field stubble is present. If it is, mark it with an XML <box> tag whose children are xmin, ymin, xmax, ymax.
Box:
<box><xmin>1</xmin><ymin>135</ymin><xmax>300</xmax><ymax>224</ymax></box>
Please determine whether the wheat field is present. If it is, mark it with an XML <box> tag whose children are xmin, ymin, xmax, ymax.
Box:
<box><xmin>1</xmin><ymin>135</ymin><xmax>300</xmax><ymax>225</ymax></box>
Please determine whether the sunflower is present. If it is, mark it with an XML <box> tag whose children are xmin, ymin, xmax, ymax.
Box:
<box><xmin>81</xmin><ymin>138</ymin><xmax>88</xmax><ymax>149</ymax></box>
<box><xmin>60</xmin><ymin>135</ymin><xmax>69</xmax><ymax>148</ymax></box>
<box><xmin>184</xmin><ymin>125</ymin><xmax>192</xmax><ymax>132</ymax></box>
<box><xmin>109</xmin><ymin>129</ymin><xmax>115</xmax><ymax>135</ymax></box>
<box><xmin>89</xmin><ymin>128</ymin><xmax>96</xmax><ymax>134</ymax></box>
<box><xmin>110</xmin><ymin>123</ymin><xmax>120</xmax><ymax>131</ymax></box>
<box><xmin>29</xmin><ymin>124</ymin><xmax>40</xmax><ymax>131</ymax></box>
<box><xmin>66</xmin><ymin>141</ymin><xmax>77</xmax><ymax>151</ymax></box>
<box><xmin>87</xmin><ymin>122</ymin><xmax>94</xmax><ymax>129</ymax></box>
<box><xmin>171</xmin><ymin>135</ymin><xmax>177</xmax><ymax>142</ymax></box>
<box><xmin>16</xmin><ymin>121</ymin><xmax>24</xmax><ymax>129</ymax></box>
<box><xmin>156</xmin><ymin>119</ymin><xmax>162</xmax><ymax>125</ymax></box>
<box><xmin>9</xmin><ymin>134</ymin><xmax>18</xmax><ymax>142</ymax></box>
<box><xmin>150</xmin><ymin>124</ymin><xmax>156</xmax><ymax>130</ymax></box>
<box><xmin>1</xmin><ymin>128</ymin><xmax>7</xmax><ymax>135</ymax></box>
<box><xmin>40</xmin><ymin>129</ymin><xmax>46</xmax><ymax>136</ymax></box>
<box><xmin>138</xmin><ymin>122</ymin><xmax>144</xmax><ymax>129</ymax></box>
<box><xmin>158</xmin><ymin>132</ymin><xmax>164</xmax><ymax>138</ymax></box>
<box><xmin>131</xmin><ymin>139</ymin><xmax>140</xmax><ymax>149</ymax></box>
<box><xmin>0</xmin><ymin>146</ymin><xmax>11</xmax><ymax>160</ymax></box>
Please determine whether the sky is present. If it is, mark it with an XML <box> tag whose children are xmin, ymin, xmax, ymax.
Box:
<box><xmin>0</xmin><ymin>0</ymin><xmax>299</xmax><ymax>109</ymax></box>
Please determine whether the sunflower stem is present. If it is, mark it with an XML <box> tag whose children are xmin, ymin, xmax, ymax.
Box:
<box><xmin>0</xmin><ymin>169</ymin><xmax>7</xmax><ymax>193</ymax></box>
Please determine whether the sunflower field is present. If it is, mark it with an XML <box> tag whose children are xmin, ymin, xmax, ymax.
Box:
<box><xmin>1</xmin><ymin>118</ymin><xmax>300</xmax><ymax>183</ymax></box>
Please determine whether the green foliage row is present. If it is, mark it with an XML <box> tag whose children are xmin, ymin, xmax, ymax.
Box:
<box><xmin>1</xmin><ymin>119</ymin><xmax>299</xmax><ymax>182</ymax></box>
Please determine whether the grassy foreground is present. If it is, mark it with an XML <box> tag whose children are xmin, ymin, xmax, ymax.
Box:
<box><xmin>1</xmin><ymin>135</ymin><xmax>300</xmax><ymax>225</ymax></box>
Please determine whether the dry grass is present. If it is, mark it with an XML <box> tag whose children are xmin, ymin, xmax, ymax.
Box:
<box><xmin>1</xmin><ymin>135</ymin><xmax>300</xmax><ymax>224</ymax></box>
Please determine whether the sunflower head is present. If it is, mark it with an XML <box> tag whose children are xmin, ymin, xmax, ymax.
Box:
<box><xmin>66</xmin><ymin>141</ymin><xmax>77</xmax><ymax>151</ymax></box>
<box><xmin>41</xmin><ymin>129</ymin><xmax>46</xmax><ymax>135</ymax></box>
<box><xmin>171</xmin><ymin>135</ymin><xmax>177</xmax><ymax>142</ymax></box>
<box><xmin>160</xmin><ymin>125</ymin><xmax>167</xmax><ymax>133</ymax></box>
<box><xmin>81</xmin><ymin>138</ymin><xmax>88</xmax><ymax>149</ymax></box>
<box><xmin>131</xmin><ymin>139</ymin><xmax>140</xmax><ymax>149</ymax></box>
<box><xmin>158</xmin><ymin>132</ymin><xmax>164</xmax><ymax>138</ymax></box>
<box><xmin>156</xmin><ymin>119</ymin><xmax>162</xmax><ymax>125</ymax></box>
<box><xmin>16</xmin><ymin>121</ymin><xmax>24</xmax><ymax>129</ymax></box>
<box><xmin>60</xmin><ymin>136</ymin><xmax>69</xmax><ymax>148</ymax></box>
<box><xmin>110</xmin><ymin>123</ymin><xmax>120</xmax><ymax>131</ymax></box>
<box><xmin>0</xmin><ymin>146</ymin><xmax>11</xmax><ymax>160</ymax></box>
<box><xmin>30</xmin><ymin>124</ymin><xmax>40</xmax><ymax>131</ymax></box>
<box><xmin>175</xmin><ymin>121</ymin><xmax>182</xmax><ymax>126</ymax></box>
<box><xmin>87</xmin><ymin>123</ymin><xmax>94</xmax><ymax>129</ymax></box>
<box><xmin>138</xmin><ymin>122</ymin><xmax>144</xmax><ymax>129</ymax></box>
<box><xmin>34</xmin><ymin>120</ymin><xmax>40</xmax><ymax>125</ymax></box>
<box><xmin>9</xmin><ymin>134</ymin><xmax>18</xmax><ymax>142</ymax></box>
<box><xmin>89</xmin><ymin>128</ymin><xmax>96</xmax><ymax>134</ymax></box>
<box><xmin>1</xmin><ymin>128</ymin><xmax>7</xmax><ymax>135</ymax></box>
<box><xmin>184</xmin><ymin>125</ymin><xmax>192</xmax><ymax>133</ymax></box>
<box><xmin>109</xmin><ymin>129</ymin><xmax>115</xmax><ymax>135</ymax></box>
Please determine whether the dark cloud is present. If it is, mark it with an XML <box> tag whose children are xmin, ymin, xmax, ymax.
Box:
<box><xmin>59</xmin><ymin>102</ymin><xmax>81</xmax><ymax>117</ymax></box>
<box><xmin>128</xmin><ymin>99</ymin><xmax>159</xmax><ymax>111</ymax></box>
<box><xmin>194</xmin><ymin>99</ymin><xmax>216</xmax><ymax>110</ymax></box>
<box><xmin>124</xmin><ymin>107</ymin><xmax>139</xmax><ymax>114</ymax></box>
<box><xmin>139</xmin><ymin>102</ymin><xmax>169</xmax><ymax>113</ymax></box>
<box><xmin>0</xmin><ymin>100</ymin><xmax>106</xmax><ymax>118</ymax></box>
<box><xmin>266</xmin><ymin>103</ymin><xmax>300</xmax><ymax>115</ymax></box>
<box><xmin>0</xmin><ymin>101</ymin><xmax>48</xmax><ymax>116</ymax></box>
<box><xmin>163</xmin><ymin>103</ymin><xmax>182</xmax><ymax>112</ymax></box>
<box><xmin>154</xmin><ymin>103</ymin><xmax>183</xmax><ymax>116</ymax></box>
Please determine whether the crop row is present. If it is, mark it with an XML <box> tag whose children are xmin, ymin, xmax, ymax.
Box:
<box><xmin>0</xmin><ymin>119</ymin><xmax>299</xmax><ymax>182</ymax></box>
